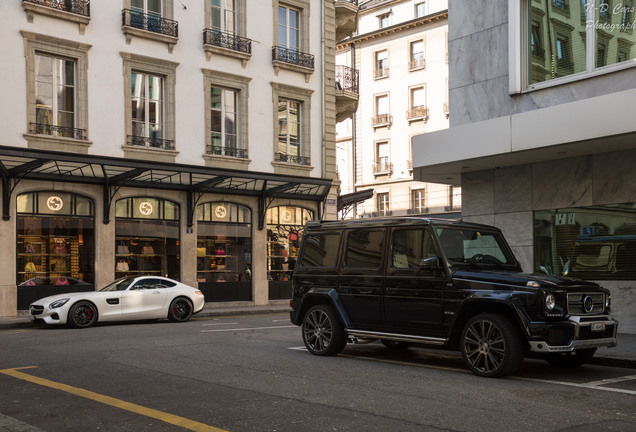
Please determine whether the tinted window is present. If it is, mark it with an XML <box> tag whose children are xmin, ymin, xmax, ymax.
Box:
<box><xmin>133</xmin><ymin>278</ymin><xmax>165</xmax><ymax>290</ymax></box>
<box><xmin>391</xmin><ymin>228</ymin><xmax>437</xmax><ymax>269</ymax></box>
<box><xmin>299</xmin><ymin>233</ymin><xmax>340</xmax><ymax>268</ymax></box>
<box><xmin>345</xmin><ymin>229</ymin><xmax>385</xmax><ymax>269</ymax></box>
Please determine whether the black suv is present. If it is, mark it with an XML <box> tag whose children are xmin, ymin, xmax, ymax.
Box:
<box><xmin>289</xmin><ymin>218</ymin><xmax>618</xmax><ymax>377</ymax></box>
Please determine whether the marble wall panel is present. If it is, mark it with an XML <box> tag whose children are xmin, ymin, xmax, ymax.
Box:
<box><xmin>593</xmin><ymin>149</ymin><xmax>636</xmax><ymax>205</ymax></box>
<box><xmin>461</xmin><ymin>170</ymin><xmax>495</xmax><ymax>217</ymax></box>
<box><xmin>494</xmin><ymin>165</ymin><xmax>532</xmax><ymax>213</ymax></box>
<box><xmin>532</xmin><ymin>156</ymin><xmax>594</xmax><ymax>210</ymax></box>
<box><xmin>449</xmin><ymin>0</ymin><xmax>509</xmax><ymax>42</ymax></box>
<box><xmin>450</xmin><ymin>76</ymin><xmax>512</xmax><ymax>127</ymax></box>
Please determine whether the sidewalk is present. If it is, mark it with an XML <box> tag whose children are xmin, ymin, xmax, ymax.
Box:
<box><xmin>1</xmin><ymin>303</ymin><xmax>635</xmax><ymax>370</ymax></box>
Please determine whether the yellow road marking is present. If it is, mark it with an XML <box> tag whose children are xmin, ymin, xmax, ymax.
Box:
<box><xmin>0</xmin><ymin>367</ymin><xmax>228</xmax><ymax>432</ymax></box>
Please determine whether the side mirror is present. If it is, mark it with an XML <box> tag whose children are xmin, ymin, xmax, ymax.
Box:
<box><xmin>419</xmin><ymin>256</ymin><xmax>441</xmax><ymax>269</ymax></box>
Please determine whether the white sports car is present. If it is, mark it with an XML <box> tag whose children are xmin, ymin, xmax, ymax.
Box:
<box><xmin>29</xmin><ymin>276</ymin><xmax>205</xmax><ymax>328</ymax></box>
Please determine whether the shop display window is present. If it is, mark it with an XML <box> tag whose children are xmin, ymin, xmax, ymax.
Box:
<box><xmin>266</xmin><ymin>206</ymin><xmax>313</xmax><ymax>299</ymax></box>
<box><xmin>115</xmin><ymin>197</ymin><xmax>180</xmax><ymax>280</ymax></box>
<box><xmin>197</xmin><ymin>202</ymin><xmax>252</xmax><ymax>302</ymax></box>
<box><xmin>534</xmin><ymin>203</ymin><xmax>636</xmax><ymax>280</ymax></box>
<box><xmin>16</xmin><ymin>191</ymin><xmax>95</xmax><ymax>309</ymax></box>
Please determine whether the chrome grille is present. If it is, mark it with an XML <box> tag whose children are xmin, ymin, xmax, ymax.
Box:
<box><xmin>567</xmin><ymin>293</ymin><xmax>605</xmax><ymax>315</ymax></box>
<box><xmin>30</xmin><ymin>305</ymin><xmax>44</xmax><ymax>316</ymax></box>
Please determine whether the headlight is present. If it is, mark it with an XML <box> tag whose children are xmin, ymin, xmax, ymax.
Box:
<box><xmin>606</xmin><ymin>294</ymin><xmax>611</xmax><ymax>310</ymax></box>
<box><xmin>49</xmin><ymin>298</ymin><xmax>70</xmax><ymax>309</ymax></box>
<box><xmin>545</xmin><ymin>294</ymin><xmax>556</xmax><ymax>311</ymax></box>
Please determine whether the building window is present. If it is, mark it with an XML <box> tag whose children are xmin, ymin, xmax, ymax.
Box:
<box><xmin>34</xmin><ymin>54</ymin><xmax>77</xmax><ymax>139</ymax></box>
<box><xmin>17</xmin><ymin>191</ymin><xmax>95</xmax><ymax>309</ymax></box>
<box><xmin>410</xmin><ymin>40</ymin><xmax>425</xmax><ymax>70</ymax></box>
<box><xmin>408</xmin><ymin>85</ymin><xmax>429</xmax><ymax>122</ymax></box>
<box><xmin>197</xmin><ymin>202</ymin><xmax>252</xmax><ymax>302</ymax></box>
<box><xmin>446</xmin><ymin>186</ymin><xmax>461</xmax><ymax>211</ymax></box>
<box><xmin>411</xmin><ymin>189</ymin><xmax>426</xmax><ymax>214</ymax></box>
<box><xmin>374</xmin><ymin>50</ymin><xmax>389</xmax><ymax>78</ymax></box>
<box><xmin>203</xmin><ymin>0</ymin><xmax>251</xmax><ymax>62</ymax></box>
<box><xmin>203</xmin><ymin>70</ymin><xmax>250</xmax><ymax>160</ymax></box>
<box><xmin>378</xmin><ymin>13</ymin><xmax>390</xmax><ymax>28</ymax></box>
<box><xmin>373</xmin><ymin>94</ymin><xmax>391</xmax><ymax>128</ymax></box>
<box><xmin>415</xmin><ymin>2</ymin><xmax>427</xmax><ymax>17</ymax></box>
<box><xmin>278</xmin><ymin>4</ymin><xmax>300</xmax><ymax>51</ymax></box>
<box><xmin>271</xmin><ymin>82</ymin><xmax>312</xmax><ymax>168</ymax></box>
<box><xmin>211</xmin><ymin>0</ymin><xmax>236</xmax><ymax>33</ymax></box>
<box><xmin>526</xmin><ymin>0</ymin><xmax>636</xmax><ymax>86</ymax></box>
<box><xmin>534</xmin><ymin>203</ymin><xmax>636</xmax><ymax>280</ymax></box>
<box><xmin>23</xmin><ymin>32</ymin><xmax>90</xmax><ymax>148</ymax></box>
<box><xmin>272</xmin><ymin>1</ymin><xmax>313</xmax><ymax>76</ymax></box>
<box><xmin>122</xmin><ymin>0</ymin><xmax>178</xmax><ymax>50</ymax></box>
<box><xmin>122</xmin><ymin>53</ymin><xmax>178</xmax><ymax>153</ymax></box>
<box><xmin>115</xmin><ymin>197</ymin><xmax>180</xmax><ymax>281</ymax></box>
<box><xmin>373</xmin><ymin>141</ymin><xmax>392</xmax><ymax>175</ymax></box>
<box><xmin>377</xmin><ymin>193</ymin><xmax>390</xmax><ymax>216</ymax></box>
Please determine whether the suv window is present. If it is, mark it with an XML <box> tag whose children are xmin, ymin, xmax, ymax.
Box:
<box><xmin>299</xmin><ymin>233</ymin><xmax>341</xmax><ymax>268</ymax></box>
<box><xmin>391</xmin><ymin>228</ymin><xmax>437</xmax><ymax>269</ymax></box>
<box><xmin>345</xmin><ymin>229</ymin><xmax>385</xmax><ymax>269</ymax></box>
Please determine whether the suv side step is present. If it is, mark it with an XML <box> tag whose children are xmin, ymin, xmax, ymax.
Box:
<box><xmin>347</xmin><ymin>329</ymin><xmax>448</xmax><ymax>346</ymax></box>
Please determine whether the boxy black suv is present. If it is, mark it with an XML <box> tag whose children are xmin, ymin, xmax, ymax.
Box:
<box><xmin>289</xmin><ymin>218</ymin><xmax>618</xmax><ymax>377</ymax></box>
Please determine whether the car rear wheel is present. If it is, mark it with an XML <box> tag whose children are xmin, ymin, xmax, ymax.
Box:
<box><xmin>168</xmin><ymin>298</ymin><xmax>193</xmax><ymax>322</ymax></box>
<box><xmin>302</xmin><ymin>304</ymin><xmax>347</xmax><ymax>356</ymax></box>
<box><xmin>461</xmin><ymin>313</ymin><xmax>524</xmax><ymax>378</ymax></box>
<box><xmin>543</xmin><ymin>348</ymin><xmax>597</xmax><ymax>368</ymax></box>
<box><xmin>68</xmin><ymin>301</ymin><xmax>97</xmax><ymax>329</ymax></box>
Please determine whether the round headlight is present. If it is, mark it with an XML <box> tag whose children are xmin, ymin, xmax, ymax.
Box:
<box><xmin>606</xmin><ymin>294</ymin><xmax>611</xmax><ymax>310</ymax></box>
<box><xmin>545</xmin><ymin>294</ymin><xmax>556</xmax><ymax>311</ymax></box>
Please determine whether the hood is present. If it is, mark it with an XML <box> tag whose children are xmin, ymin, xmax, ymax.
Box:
<box><xmin>452</xmin><ymin>269</ymin><xmax>602</xmax><ymax>291</ymax></box>
<box><xmin>31</xmin><ymin>291</ymin><xmax>98</xmax><ymax>305</ymax></box>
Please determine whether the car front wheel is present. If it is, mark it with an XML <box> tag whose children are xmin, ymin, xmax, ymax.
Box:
<box><xmin>461</xmin><ymin>313</ymin><xmax>524</xmax><ymax>378</ymax></box>
<box><xmin>68</xmin><ymin>301</ymin><xmax>98</xmax><ymax>328</ymax></box>
<box><xmin>302</xmin><ymin>304</ymin><xmax>347</xmax><ymax>356</ymax></box>
<box><xmin>168</xmin><ymin>298</ymin><xmax>193</xmax><ymax>322</ymax></box>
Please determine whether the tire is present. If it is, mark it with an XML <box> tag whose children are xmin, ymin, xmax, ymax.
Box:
<box><xmin>302</xmin><ymin>304</ymin><xmax>347</xmax><ymax>356</ymax></box>
<box><xmin>168</xmin><ymin>297</ymin><xmax>193</xmax><ymax>322</ymax></box>
<box><xmin>68</xmin><ymin>301</ymin><xmax>98</xmax><ymax>329</ymax></box>
<box><xmin>544</xmin><ymin>348</ymin><xmax>597</xmax><ymax>368</ymax></box>
<box><xmin>381</xmin><ymin>339</ymin><xmax>413</xmax><ymax>350</ymax></box>
<box><xmin>460</xmin><ymin>313</ymin><xmax>525</xmax><ymax>378</ymax></box>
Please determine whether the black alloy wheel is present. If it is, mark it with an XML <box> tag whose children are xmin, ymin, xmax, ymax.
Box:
<box><xmin>461</xmin><ymin>313</ymin><xmax>524</xmax><ymax>378</ymax></box>
<box><xmin>302</xmin><ymin>304</ymin><xmax>347</xmax><ymax>356</ymax></box>
<box><xmin>544</xmin><ymin>348</ymin><xmax>597</xmax><ymax>367</ymax></box>
<box><xmin>168</xmin><ymin>298</ymin><xmax>193</xmax><ymax>322</ymax></box>
<box><xmin>68</xmin><ymin>301</ymin><xmax>98</xmax><ymax>329</ymax></box>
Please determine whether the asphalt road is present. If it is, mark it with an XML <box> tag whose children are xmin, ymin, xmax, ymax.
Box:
<box><xmin>1</xmin><ymin>313</ymin><xmax>635</xmax><ymax>432</ymax></box>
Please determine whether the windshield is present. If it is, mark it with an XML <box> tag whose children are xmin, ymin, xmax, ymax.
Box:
<box><xmin>100</xmin><ymin>277</ymin><xmax>136</xmax><ymax>292</ymax></box>
<box><xmin>435</xmin><ymin>226</ymin><xmax>517</xmax><ymax>267</ymax></box>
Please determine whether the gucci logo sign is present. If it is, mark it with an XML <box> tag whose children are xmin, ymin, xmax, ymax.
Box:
<box><xmin>46</xmin><ymin>196</ymin><xmax>64</xmax><ymax>212</ymax></box>
<box><xmin>139</xmin><ymin>201</ymin><xmax>154</xmax><ymax>216</ymax></box>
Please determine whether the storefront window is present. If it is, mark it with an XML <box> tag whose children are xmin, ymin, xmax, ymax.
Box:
<box><xmin>266</xmin><ymin>206</ymin><xmax>313</xmax><ymax>299</ymax></box>
<box><xmin>16</xmin><ymin>191</ymin><xmax>95</xmax><ymax>309</ymax></box>
<box><xmin>197</xmin><ymin>202</ymin><xmax>252</xmax><ymax>302</ymax></box>
<box><xmin>534</xmin><ymin>203</ymin><xmax>636</xmax><ymax>280</ymax></box>
<box><xmin>115</xmin><ymin>197</ymin><xmax>180</xmax><ymax>280</ymax></box>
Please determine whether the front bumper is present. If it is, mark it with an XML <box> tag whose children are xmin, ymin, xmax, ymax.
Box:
<box><xmin>528</xmin><ymin>315</ymin><xmax>618</xmax><ymax>353</ymax></box>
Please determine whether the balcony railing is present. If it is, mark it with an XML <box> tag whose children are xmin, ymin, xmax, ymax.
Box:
<box><xmin>122</xmin><ymin>9</ymin><xmax>178</xmax><ymax>37</ymax></box>
<box><xmin>407</xmin><ymin>106</ymin><xmax>430</xmax><ymax>121</ymax></box>
<box><xmin>30</xmin><ymin>123</ymin><xmax>87</xmax><ymax>140</ymax></box>
<box><xmin>127</xmin><ymin>135</ymin><xmax>175</xmax><ymax>150</ymax></box>
<box><xmin>409</xmin><ymin>56</ymin><xmax>426</xmax><ymax>70</ymax></box>
<box><xmin>373</xmin><ymin>160</ymin><xmax>393</xmax><ymax>174</ymax></box>
<box><xmin>407</xmin><ymin>208</ymin><xmax>429</xmax><ymax>215</ymax></box>
<box><xmin>443</xmin><ymin>102</ymin><xmax>449</xmax><ymax>118</ymax></box>
<box><xmin>203</xmin><ymin>29</ymin><xmax>251</xmax><ymax>54</ymax></box>
<box><xmin>274</xmin><ymin>152</ymin><xmax>311</xmax><ymax>166</ymax></box>
<box><xmin>336</xmin><ymin>0</ymin><xmax>359</xmax><ymax>5</ymax></box>
<box><xmin>335</xmin><ymin>65</ymin><xmax>359</xmax><ymax>93</ymax></box>
<box><xmin>206</xmin><ymin>145</ymin><xmax>248</xmax><ymax>159</ymax></box>
<box><xmin>272</xmin><ymin>46</ymin><xmax>314</xmax><ymax>69</ymax></box>
<box><xmin>374</xmin><ymin>67</ymin><xmax>389</xmax><ymax>79</ymax></box>
<box><xmin>22</xmin><ymin>0</ymin><xmax>90</xmax><ymax>16</ymax></box>
<box><xmin>372</xmin><ymin>113</ymin><xmax>392</xmax><ymax>127</ymax></box>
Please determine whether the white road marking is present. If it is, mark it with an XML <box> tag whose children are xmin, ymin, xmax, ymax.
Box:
<box><xmin>202</xmin><ymin>322</ymin><xmax>239</xmax><ymax>326</ymax></box>
<box><xmin>515</xmin><ymin>375</ymin><xmax>636</xmax><ymax>396</ymax></box>
<box><xmin>201</xmin><ymin>325</ymin><xmax>296</xmax><ymax>333</ymax></box>
<box><xmin>272</xmin><ymin>319</ymin><xmax>290</xmax><ymax>323</ymax></box>
<box><xmin>287</xmin><ymin>346</ymin><xmax>308</xmax><ymax>351</ymax></box>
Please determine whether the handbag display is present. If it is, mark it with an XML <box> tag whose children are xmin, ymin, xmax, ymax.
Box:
<box><xmin>142</xmin><ymin>245</ymin><xmax>155</xmax><ymax>255</ymax></box>
<box><xmin>53</xmin><ymin>259</ymin><xmax>67</xmax><ymax>272</ymax></box>
<box><xmin>25</xmin><ymin>262</ymin><xmax>36</xmax><ymax>273</ymax></box>
<box><xmin>24</xmin><ymin>243</ymin><xmax>36</xmax><ymax>254</ymax></box>
<box><xmin>53</xmin><ymin>238</ymin><xmax>66</xmax><ymax>254</ymax></box>
<box><xmin>55</xmin><ymin>276</ymin><xmax>69</xmax><ymax>285</ymax></box>
<box><xmin>197</xmin><ymin>247</ymin><xmax>206</xmax><ymax>257</ymax></box>
<box><xmin>117</xmin><ymin>244</ymin><xmax>130</xmax><ymax>254</ymax></box>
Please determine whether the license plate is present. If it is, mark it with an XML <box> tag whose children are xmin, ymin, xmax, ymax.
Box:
<box><xmin>591</xmin><ymin>322</ymin><xmax>605</xmax><ymax>332</ymax></box>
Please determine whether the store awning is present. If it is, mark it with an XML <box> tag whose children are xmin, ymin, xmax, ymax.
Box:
<box><xmin>337</xmin><ymin>188</ymin><xmax>374</xmax><ymax>217</ymax></box>
<box><xmin>0</xmin><ymin>146</ymin><xmax>332</xmax><ymax>229</ymax></box>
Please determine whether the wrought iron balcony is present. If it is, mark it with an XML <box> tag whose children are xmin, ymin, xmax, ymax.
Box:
<box><xmin>374</xmin><ymin>67</ymin><xmax>389</xmax><ymax>79</ymax></box>
<box><xmin>372</xmin><ymin>113</ymin><xmax>392</xmax><ymax>128</ymax></box>
<box><xmin>409</xmin><ymin>56</ymin><xmax>426</xmax><ymax>70</ymax></box>
<box><xmin>272</xmin><ymin>46</ymin><xmax>314</xmax><ymax>69</ymax></box>
<box><xmin>203</xmin><ymin>29</ymin><xmax>251</xmax><ymax>55</ymax></box>
<box><xmin>122</xmin><ymin>9</ymin><xmax>178</xmax><ymax>37</ymax></box>
<box><xmin>127</xmin><ymin>135</ymin><xmax>175</xmax><ymax>150</ymax></box>
<box><xmin>30</xmin><ymin>123</ymin><xmax>87</xmax><ymax>140</ymax></box>
<box><xmin>443</xmin><ymin>102</ymin><xmax>449</xmax><ymax>118</ymax></box>
<box><xmin>274</xmin><ymin>152</ymin><xmax>311</xmax><ymax>166</ymax></box>
<box><xmin>407</xmin><ymin>106</ymin><xmax>430</xmax><ymax>122</ymax></box>
<box><xmin>335</xmin><ymin>65</ymin><xmax>359</xmax><ymax>93</ymax></box>
<box><xmin>22</xmin><ymin>0</ymin><xmax>90</xmax><ymax>17</ymax></box>
<box><xmin>372</xmin><ymin>160</ymin><xmax>393</xmax><ymax>174</ymax></box>
<box><xmin>206</xmin><ymin>145</ymin><xmax>248</xmax><ymax>159</ymax></box>
<box><xmin>336</xmin><ymin>0</ymin><xmax>358</xmax><ymax>4</ymax></box>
